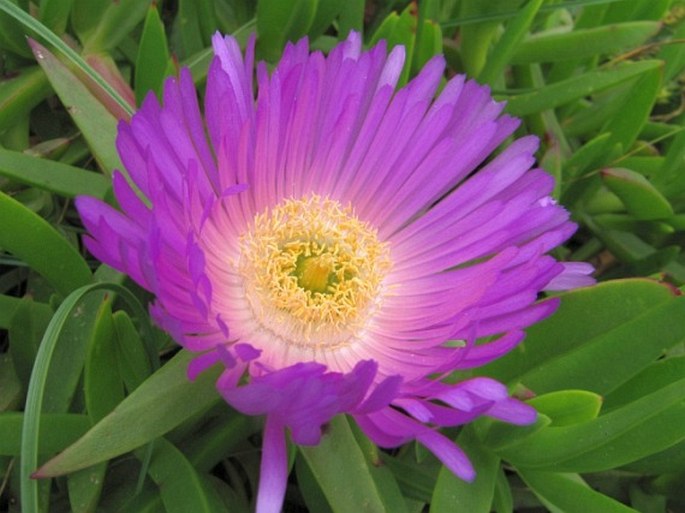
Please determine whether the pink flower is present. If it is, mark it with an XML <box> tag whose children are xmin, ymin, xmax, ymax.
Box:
<box><xmin>77</xmin><ymin>32</ymin><xmax>592</xmax><ymax>512</ymax></box>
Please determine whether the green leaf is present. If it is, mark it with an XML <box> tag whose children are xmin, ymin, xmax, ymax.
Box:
<box><xmin>659</xmin><ymin>16</ymin><xmax>685</xmax><ymax>82</ymax></box>
<box><xmin>458</xmin><ymin>0</ymin><xmax>525</xmax><ymax>77</ymax></box>
<box><xmin>381</xmin><ymin>452</ymin><xmax>441</xmax><ymax>503</ymax></box>
<box><xmin>337</xmin><ymin>0</ymin><xmax>363</xmax><ymax>35</ymax></box>
<box><xmin>412</xmin><ymin>19</ymin><xmax>442</xmax><ymax>77</ymax></box>
<box><xmin>30</xmin><ymin>40</ymin><xmax>124</xmax><ymax>174</ymax></box>
<box><xmin>348</xmin><ymin>422</ymin><xmax>409</xmax><ymax>513</ymax></box>
<box><xmin>655</xmin><ymin>113</ymin><xmax>685</xmax><ymax>195</ymax></box>
<box><xmin>112</xmin><ymin>311</ymin><xmax>154</xmax><ymax>393</ymax></box>
<box><xmin>492</xmin><ymin>468</ymin><xmax>513</xmax><ymax>513</ymax></box>
<box><xmin>0</xmin><ymin>0</ymin><xmax>133</xmax><ymax>117</ymax></box>
<box><xmin>70</xmin><ymin>0</ymin><xmax>108</xmax><ymax>42</ymax></box>
<box><xmin>0</xmin><ymin>354</ymin><xmax>22</xmax><ymax>411</ymax></box>
<box><xmin>601</xmin><ymin>66</ymin><xmax>662</xmax><ymax>152</ymax></box>
<box><xmin>0</xmin><ymin>66</ymin><xmax>52</xmax><ymax>134</ymax></box>
<box><xmin>481</xmin><ymin>279</ymin><xmax>685</xmax><ymax>395</ymax></box>
<box><xmin>370</xmin><ymin>6</ymin><xmax>415</xmax><ymax>87</ymax></box>
<box><xmin>431</xmin><ymin>427</ymin><xmax>500</xmax><ymax>513</ymax></box>
<box><xmin>0</xmin><ymin>148</ymin><xmax>110</xmax><ymax>198</ymax></box>
<box><xmin>563</xmin><ymin>132</ymin><xmax>614</xmax><ymax>180</ymax></box>
<box><xmin>182</xmin><ymin>414</ymin><xmax>257</xmax><ymax>472</ymax></box>
<box><xmin>143</xmin><ymin>438</ymin><xmax>227</xmax><ymax>513</ymax></box>
<box><xmin>0</xmin><ymin>190</ymin><xmax>92</xmax><ymax>297</ymax></box>
<box><xmin>8</xmin><ymin>297</ymin><xmax>53</xmax><ymax>390</ymax></box>
<box><xmin>67</xmin><ymin>463</ymin><xmax>107</xmax><ymax>513</ymax></box>
<box><xmin>505</xmin><ymin>60</ymin><xmax>662</xmax><ymax>116</ymax></box>
<box><xmin>135</xmin><ymin>5</ymin><xmax>172</xmax><ymax>105</ymax></box>
<box><xmin>84</xmin><ymin>299</ymin><xmax>125</xmax><ymax>423</ymax></box>
<box><xmin>477</xmin><ymin>0</ymin><xmax>545</xmax><ymax>85</ymax></box>
<box><xmin>512</xmin><ymin>21</ymin><xmax>660</xmax><ymax>64</ymax></box>
<box><xmin>602</xmin><ymin>168</ymin><xmax>673</xmax><ymax>220</ymax></box>
<box><xmin>257</xmin><ymin>0</ymin><xmax>317</xmax><ymax>61</ymax></box>
<box><xmin>170</xmin><ymin>0</ymin><xmax>206</xmax><ymax>60</ymax></box>
<box><xmin>39</xmin><ymin>0</ymin><xmax>73</xmax><ymax>34</ymax></box>
<box><xmin>35</xmin><ymin>349</ymin><xmax>222</xmax><ymax>477</ymax></box>
<box><xmin>20</xmin><ymin>283</ymin><xmax>157</xmax><ymax>512</ymax></box>
<box><xmin>0</xmin><ymin>413</ymin><xmax>89</xmax><ymax>455</ymax></box>
<box><xmin>621</xmin><ymin>438</ymin><xmax>685</xmax><ymax>475</ymax></box>
<box><xmin>498</xmin><ymin>378</ymin><xmax>685</xmax><ymax>472</ymax></box>
<box><xmin>603</xmin><ymin>356</ymin><xmax>685</xmax><ymax>412</ymax></box>
<box><xmin>308</xmin><ymin>0</ymin><xmax>344</xmax><ymax>40</ymax></box>
<box><xmin>0</xmin><ymin>2</ymin><xmax>35</xmax><ymax>57</ymax></box>
<box><xmin>527</xmin><ymin>390</ymin><xmax>603</xmax><ymax>427</ymax></box>
<box><xmin>479</xmin><ymin>414</ymin><xmax>552</xmax><ymax>452</ymax></box>
<box><xmin>299</xmin><ymin>416</ymin><xmax>389</xmax><ymax>513</ymax></box>
<box><xmin>79</xmin><ymin>0</ymin><xmax>149</xmax><ymax>53</ymax></box>
<box><xmin>518</xmin><ymin>470</ymin><xmax>639</xmax><ymax>513</ymax></box>
<box><xmin>296</xmin><ymin>456</ymin><xmax>334</xmax><ymax>513</ymax></box>
<box><xmin>0</xmin><ymin>294</ymin><xmax>26</xmax><ymax>329</ymax></box>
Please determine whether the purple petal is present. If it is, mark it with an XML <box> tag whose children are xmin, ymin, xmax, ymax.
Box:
<box><xmin>255</xmin><ymin>417</ymin><xmax>288</xmax><ymax>513</ymax></box>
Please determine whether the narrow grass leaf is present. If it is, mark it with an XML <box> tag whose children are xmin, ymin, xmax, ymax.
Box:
<box><xmin>20</xmin><ymin>283</ymin><xmax>153</xmax><ymax>512</ymax></box>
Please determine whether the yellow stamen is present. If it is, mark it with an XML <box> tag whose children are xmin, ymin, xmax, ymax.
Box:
<box><xmin>236</xmin><ymin>195</ymin><xmax>391</xmax><ymax>349</ymax></box>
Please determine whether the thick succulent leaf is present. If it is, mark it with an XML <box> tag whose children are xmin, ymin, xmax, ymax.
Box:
<box><xmin>511</xmin><ymin>22</ymin><xmax>660</xmax><ymax>64</ymax></box>
<box><xmin>481</xmin><ymin>279</ymin><xmax>685</xmax><ymax>395</ymax></box>
<box><xmin>0</xmin><ymin>190</ymin><xmax>91</xmax><ymax>297</ymax></box>
<box><xmin>135</xmin><ymin>5</ymin><xmax>172</xmax><ymax>105</ymax></box>
<box><xmin>497</xmin><ymin>377</ymin><xmax>685</xmax><ymax>472</ymax></box>
<box><xmin>518</xmin><ymin>470</ymin><xmax>639</xmax><ymax>513</ymax></box>
<box><xmin>299</xmin><ymin>416</ymin><xmax>391</xmax><ymax>513</ymax></box>
<box><xmin>0</xmin><ymin>148</ymin><xmax>110</xmax><ymax>198</ymax></box>
<box><xmin>505</xmin><ymin>60</ymin><xmax>662</xmax><ymax>116</ymax></box>
<box><xmin>602</xmin><ymin>167</ymin><xmax>674</xmax><ymax>220</ymax></box>
<box><xmin>431</xmin><ymin>428</ymin><xmax>500</xmax><ymax>513</ymax></box>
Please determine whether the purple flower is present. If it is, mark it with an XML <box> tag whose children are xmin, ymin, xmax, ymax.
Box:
<box><xmin>77</xmin><ymin>32</ymin><xmax>593</xmax><ymax>513</ymax></box>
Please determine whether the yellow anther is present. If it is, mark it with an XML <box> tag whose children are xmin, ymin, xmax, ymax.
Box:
<box><xmin>236</xmin><ymin>195</ymin><xmax>391</xmax><ymax>349</ymax></box>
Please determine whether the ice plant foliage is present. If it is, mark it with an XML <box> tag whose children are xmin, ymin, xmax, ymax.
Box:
<box><xmin>77</xmin><ymin>32</ymin><xmax>593</xmax><ymax>512</ymax></box>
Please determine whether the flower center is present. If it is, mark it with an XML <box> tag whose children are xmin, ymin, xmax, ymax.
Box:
<box><xmin>237</xmin><ymin>195</ymin><xmax>391</xmax><ymax>349</ymax></box>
